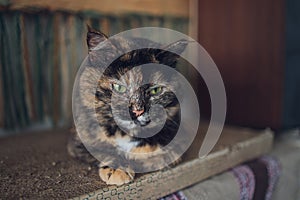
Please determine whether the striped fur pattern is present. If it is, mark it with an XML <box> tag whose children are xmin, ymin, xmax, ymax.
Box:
<box><xmin>68</xmin><ymin>27</ymin><xmax>188</xmax><ymax>185</ymax></box>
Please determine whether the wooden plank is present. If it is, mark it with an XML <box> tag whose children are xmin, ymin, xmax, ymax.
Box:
<box><xmin>75</xmin><ymin>128</ymin><xmax>273</xmax><ymax>200</ymax></box>
<box><xmin>1</xmin><ymin>12</ymin><xmax>29</xmax><ymax>128</ymax></box>
<box><xmin>58</xmin><ymin>13</ymin><xmax>70</xmax><ymax>124</ymax></box>
<box><xmin>52</xmin><ymin>14</ymin><xmax>61</xmax><ymax>126</ymax></box>
<box><xmin>5</xmin><ymin>0</ymin><xmax>189</xmax><ymax>17</ymax></box>
<box><xmin>38</xmin><ymin>13</ymin><xmax>55</xmax><ymax>125</ymax></box>
<box><xmin>23</xmin><ymin>13</ymin><xmax>44</xmax><ymax>122</ymax></box>
<box><xmin>20</xmin><ymin>14</ymin><xmax>35</xmax><ymax>123</ymax></box>
<box><xmin>188</xmin><ymin>0</ymin><xmax>198</xmax><ymax>39</ymax></box>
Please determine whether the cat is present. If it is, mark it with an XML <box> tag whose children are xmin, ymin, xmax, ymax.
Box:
<box><xmin>68</xmin><ymin>27</ymin><xmax>188</xmax><ymax>185</ymax></box>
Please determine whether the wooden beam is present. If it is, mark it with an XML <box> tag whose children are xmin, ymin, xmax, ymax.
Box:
<box><xmin>2</xmin><ymin>0</ymin><xmax>189</xmax><ymax>17</ymax></box>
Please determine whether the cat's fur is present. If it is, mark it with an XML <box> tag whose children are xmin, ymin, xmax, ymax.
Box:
<box><xmin>68</xmin><ymin>27</ymin><xmax>188</xmax><ymax>185</ymax></box>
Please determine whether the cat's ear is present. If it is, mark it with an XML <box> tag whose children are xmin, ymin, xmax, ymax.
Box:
<box><xmin>156</xmin><ymin>39</ymin><xmax>189</xmax><ymax>67</ymax></box>
<box><xmin>87</xmin><ymin>26</ymin><xmax>108</xmax><ymax>51</ymax></box>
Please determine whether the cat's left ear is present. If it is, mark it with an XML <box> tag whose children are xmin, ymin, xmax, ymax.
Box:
<box><xmin>156</xmin><ymin>39</ymin><xmax>189</xmax><ymax>67</ymax></box>
<box><xmin>87</xmin><ymin>26</ymin><xmax>108</xmax><ymax>51</ymax></box>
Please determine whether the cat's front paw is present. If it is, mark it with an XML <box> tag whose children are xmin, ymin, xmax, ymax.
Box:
<box><xmin>99</xmin><ymin>166</ymin><xmax>135</xmax><ymax>186</ymax></box>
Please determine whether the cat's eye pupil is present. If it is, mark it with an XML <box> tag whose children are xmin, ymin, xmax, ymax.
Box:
<box><xmin>150</xmin><ymin>86</ymin><xmax>162</xmax><ymax>95</ymax></box>
<box><xmin>112</xmin><ymin>83</ymin><xmax>126</xmax><ymax>93</ymax></box>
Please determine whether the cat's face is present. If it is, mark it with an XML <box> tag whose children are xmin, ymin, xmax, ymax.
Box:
<box><xmin>97</xmin><ymin>64</ymin><xmax>179</xmax><ymax>135</ymax></box>
<box><xmin>108</xmin><ymin>68</ymin><xmax>170</xmax><ymax>127</ymax></box>
<box><xmin>88</xmin><ymin>28</ymin><xmax>188</xmax><ymax>145</ymax></box>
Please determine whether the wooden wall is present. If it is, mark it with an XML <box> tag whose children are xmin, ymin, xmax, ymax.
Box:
<box><xmin>0</xmin><ymin>1</ymin><xmax>190</xmax><ymax>131</ymax></box>
<box><xmin>1</xmin><ymin>0</ymin><xmax>291</xmax><ymax>131</ymax></box>
<box><xmin>196</xmin><ymin>0</ymin><xmax>285</xmax><ymax>129</ymax></box>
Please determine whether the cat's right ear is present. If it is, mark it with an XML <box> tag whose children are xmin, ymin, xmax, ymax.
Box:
<box><xmin>87</xmin><ymin>26</ymin><xmax>108</xmax><ymax>51</ymax></box>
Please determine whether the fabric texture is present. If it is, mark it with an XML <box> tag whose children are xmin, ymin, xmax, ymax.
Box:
<box><xmin>271</xmin><ymin>130</ymin><xmax>300</xmax><ymax>200</ymax></box>
<box><xmin>232</xmin><ymin>165</ymin><xmax>256</xmax><ymax>200</ymax></box>
<box><xmin>160</xmin><ymin>130</ymin><xmax>300</xmax><ymax>200</ymax></box>
<box><xmin>161</xmin><ymin>156</ymin><xmax>281</xmax><ymax>200</ymax></box>
<box><xmin>182</xmin><ymin>172</ymin><xmax>240</xmax><ymax>200</ymax></box>
<box><xmin>159</xmin><ymin>191</ymin><xmax>188</xmax><ymax>200</ymax></box>
<box><xmin>232</xmin><ymin>156</ymin><xmax>281</xmax><ymax>200</ymax></box>
<box><xmin>259</xmin><ymin>156</ymin><xmax>281</xmax><ymax>200</ymax></box>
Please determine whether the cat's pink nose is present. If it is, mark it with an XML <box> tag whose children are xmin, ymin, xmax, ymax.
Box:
<box><xmin>132</xmin><ymin>108</ymin><xmax>144</xmax><ymax>117</ymax></box>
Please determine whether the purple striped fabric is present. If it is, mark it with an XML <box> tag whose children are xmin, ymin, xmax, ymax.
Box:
<box><xmin>158</xmin><ymin>156</ymin><xmax>280</xmax><ymax>200</ymax></box>
<box><xmin>232</xmin><ymin>165</ymin><xmax>256</xmax><ymax>200</ymax></box>
<box><xmin>232</xmin><ymin>156</ymin><xmax>281</xmax><ymax>200</ymax></box>
<box><xmin>159</xmin><ymin>191</ymin><xmax>188</xmax><ymax>200</ymax></box>
<box><xmin>259</xmin><ymin>156</ymin><xmax>281</xmax><ymax>200</ymax></box>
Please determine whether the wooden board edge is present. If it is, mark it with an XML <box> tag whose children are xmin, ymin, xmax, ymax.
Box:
<box><xmin>72</xmin><ymin>129</ymin><xmax>274</xmax><ymax>200</ymax></box>
<box><xmin>2</xmin><ymin>0</ymin><xmax>189</xmax><ymax>18</ymax></box>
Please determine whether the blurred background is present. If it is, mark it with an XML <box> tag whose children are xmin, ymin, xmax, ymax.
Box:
<box><xmin>0</xmin><ymin>0</ymin><xmax>299</xmax><ymax>135</ymax></box>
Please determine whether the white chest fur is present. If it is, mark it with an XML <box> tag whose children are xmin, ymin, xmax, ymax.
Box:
<box><xmin>115</xmin><ymin>137</ymin><xmax>139</xmax><ymax>152</ymax></box>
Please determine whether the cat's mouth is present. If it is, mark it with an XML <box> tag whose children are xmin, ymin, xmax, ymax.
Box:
<box><xmin>134</xmin><ymin>112</ymin><xmax>151</xmax><ymax>126</ymax></box>
<box><xmin>129</xmin><ymin>105</ymin><xmax>151</xmax><ymax>126</ymax></box>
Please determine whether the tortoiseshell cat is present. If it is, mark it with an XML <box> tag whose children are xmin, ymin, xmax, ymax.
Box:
<box><xmin>68</xmin><ymin>27</ymin><xmax>188</xmax><ymax>185</ymax></box>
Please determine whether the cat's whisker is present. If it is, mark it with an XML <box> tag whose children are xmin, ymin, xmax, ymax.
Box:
<box><xmin>166</xmin><ymin>116</ymin><xmax>180</xmax><ymax>127</ymax></box>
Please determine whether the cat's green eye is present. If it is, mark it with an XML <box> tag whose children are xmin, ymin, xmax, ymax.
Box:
<box><xmin>150</xmin><ymin>86</ymin><xmax>163</xmax><ymax>95</ymax></box>
<box><xmin>112</xmin><ymin>83</ymin><xmax>127</xmax><ymax>93</ymax></box>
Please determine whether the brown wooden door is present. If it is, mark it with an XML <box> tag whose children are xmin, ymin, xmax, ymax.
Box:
<box><xmin>197</xmin><ymin>0</ymin><xmax>285</xmax><ymax>129</ymax></box>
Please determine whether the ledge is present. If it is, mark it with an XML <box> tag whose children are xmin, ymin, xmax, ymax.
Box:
<box><xmin>0</xmin><ymin>125</ymin><xmax>273</xmax><ymax>199</ymax></box>
<box><xmin>0</xmin><ymin>0</ymin><xmax>189</xmax><ymax>17</ymax></box>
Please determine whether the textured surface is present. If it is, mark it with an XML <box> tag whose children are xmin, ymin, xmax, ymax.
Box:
<box><xmin>271</xmin><ymin>130</ymin><xmax>300</xmax><ymax>200</ymax></box>
<box><xmin>183</xmin><ymin>172</ymin><xmax>240</xmax><ymax>200</ymax></box>
<box><xmin>0</xmin><ymin>129</ymin><xmax>105</xmax><ymax>199</ymax></box>
<box><xmin>0</xmin><ymin>126</ymin><xmax>273</xmax><ymax>199</ymax></box>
